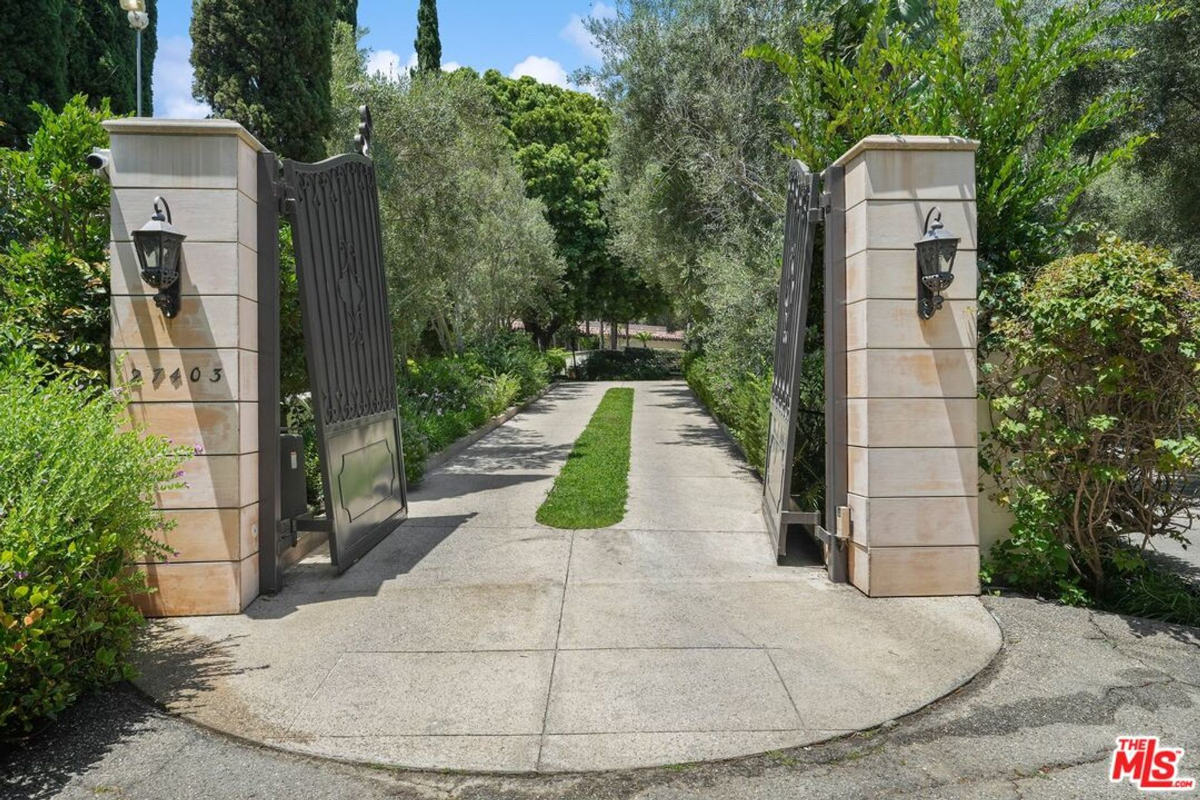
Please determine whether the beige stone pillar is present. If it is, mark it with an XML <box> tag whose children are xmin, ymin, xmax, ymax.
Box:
<box><xmin>835</xmin><ymin>136</ymin><xmax>980</xmax><ymax>597</ymax></box>
<box><xmin>103</xmin><ymin>119</ymin><xmax>268</xmax><ymax>615</ymax></box>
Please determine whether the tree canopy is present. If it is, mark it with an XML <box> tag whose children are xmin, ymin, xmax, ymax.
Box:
<box><xmin>483</xmin><ymin>71</ymin><xmax>661</xmax><ymax>346</ymax></box>
<box><xmin>191</xmin><ymin>0</ymin><xmax>334</xmax><ymax>162</ymax></box>
<box><xmin>0</xmin><ymin>0</ymin><xmax>155</xmax><ymax>148</ymax></box>
<box><xmin>330</xmin><ymin>26</ymin><xmax>563</xmax><ymax>358</ymax></box>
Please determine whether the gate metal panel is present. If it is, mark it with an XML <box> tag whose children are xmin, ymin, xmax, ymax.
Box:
<box><xmin>762</xmin><ymin>161</ymin><xmax>820</xmax><ymax>556</ymax></box>
<box><xmin>283</xmin><ymin>153</ymin><xmax>408</xmax><ymax>573</ymax></box>
<box><xmin>258</xmin><ymin>153</ymin><xmax>285</xmax><ymax>593</ymax></box>
<box><xmin>822</xmin><ymin>165</ymin><xmax>849</xmax><ymax>583</ymax></box>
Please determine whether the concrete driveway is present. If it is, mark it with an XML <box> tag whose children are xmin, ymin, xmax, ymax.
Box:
<box><xmin>132</xmin><ymin>381</ymin><xmax>1000</xmax><ymax>772</ymax></box>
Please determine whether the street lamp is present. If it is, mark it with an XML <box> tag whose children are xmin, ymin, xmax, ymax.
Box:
<box><xmin>914</xmin><ymin>207</ymin><xmax>960</xmax><ymax>320</ymax></box>
<box><xmin>132</xmin><ymin>196</ymin><xmax>187</xmax><ymax>319</ymax></box>
<box><xmin>119</xmin><ymin>0</ymin><xmax>149</xmax><ymax>116</ymax></box>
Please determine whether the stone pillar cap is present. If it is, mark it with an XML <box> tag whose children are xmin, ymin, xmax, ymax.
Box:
<box><xmin>833</xmin><ymin>135</ymin><xmax>978</xmax><ymax>167</ymax></box>
<box><xmin>102</xmin><ymin>118</ymin><xmax>268</xmax><ymax>152</ymax></box>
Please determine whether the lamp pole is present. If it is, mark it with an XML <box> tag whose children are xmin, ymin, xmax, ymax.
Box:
<box><xmin>120</xmin><ymin>0</ymin><xmax>149</xmax><ymax>116</ymax></box>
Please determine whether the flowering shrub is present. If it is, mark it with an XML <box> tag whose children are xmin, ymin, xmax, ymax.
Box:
<box><xmin>982</xmin><ymin>237</ymin><xmax>1200</xmax><ymax>616</ymax></box>
<box><xmin>0</xmin><ymin>354</ymin><xmax>184</xmax><ymax>735</ymax></box>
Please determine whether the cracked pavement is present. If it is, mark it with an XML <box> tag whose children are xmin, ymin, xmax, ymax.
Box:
<box><xmin>3</xmin><ymin>595</ymin><xmax>1198</xmax><ymax>799</ymax></box>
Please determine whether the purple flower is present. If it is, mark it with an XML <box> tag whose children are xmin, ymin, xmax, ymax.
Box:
<box><xmin>15</xmin><ymin>571</ymin><xmax>28</xmax><ymax>580</ymax></box>
<box><xmin>193</xmin><ymin>443</ymin><xmax>205</xmax><ymax>455</ymax></box>
<box><xmin>175</xmin><ymin>470</ymin><xmax>186</xmax><ymax>479</ymax></box>
<box><xmin>183</xmin><ymin>482</ymin><xmax>192</xmax><ymax>489</ymax></box>
<box><xmin>172</xmin><ymin>550</ymin><xmax>181</xmax><ymax>558</ymax></box>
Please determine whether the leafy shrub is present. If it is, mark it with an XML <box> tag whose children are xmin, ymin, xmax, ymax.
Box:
<box><xmin>686</xmin><ymin>354</ymin><xmax>769</xmax><ymax>472</ymax></box>
<box><xmin>982</xmin><ymin>237</ymin><xmax>1200</xmax><ymax>609</ymax></box>
<box><xmin>471</xmin><ymin>332</ymin><xmax>551</xmax><ymax>398</ymax></box>
<box><xmin>580</xmin><ymin>348</ymin><xmax>683</xmax><ymax>381</ymax></box>
<box><xmin>0</xmin><ymin>97</ymin><xmax>112</xmax><ymax>382</ymax></box>
<box><xmin>481</xmin><ymin>371</ymin><xmax>521</xmax><ymax>417</ymax></box>
<box><xmin>685</xmin><ymin>353</ymin><xmax>825</xmax><ymax>510</ymax></box>
<box><xmin>394</xmin><ymin>336</ymin><xmax>558</xmax><ymax>485</ymax></box>
<box><xmin>0</xmin><ymin>354</ymin><xmax>183</xmax><ymax>735</ymax></box>
<box><xmin>544</xmin><ymin>348</ymin><xmax>569</xmax><ymax>376</ymax></box>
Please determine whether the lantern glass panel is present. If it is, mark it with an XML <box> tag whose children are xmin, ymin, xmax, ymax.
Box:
<box><xmin>938</xmin><ymin>240</ymin><xmax>957</xmax><ymax>273</ymax></box>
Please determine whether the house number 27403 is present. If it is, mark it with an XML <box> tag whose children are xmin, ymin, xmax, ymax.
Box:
<box><xmin>129</xmin><ymin>365</ymin><xmax>223</xmax><ymax>384</ymax></box>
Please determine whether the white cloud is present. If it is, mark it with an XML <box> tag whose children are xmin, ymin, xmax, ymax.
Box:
<box><xmin>152</xmin><ymin>36</ymin><xmax>210</xmax><ymax>119</ymax></box>
<box><xmin>562</xmin><ymin>2</ymin><xmax>616</xmax><ymax>62</ymax></box>
<box><xmin>510</xmin><ymin>55</ymin><xmax>570</xmax><ymax>88</ymax></box>
<box><xmin>368</xmin><ymin>49</ymin><xmax>464</xmax><ymax>80</ymax></box>
<box><xmin>366</xmin><ymin>49</ymin><xmax>413</xmax><ymax>81</ymax></box>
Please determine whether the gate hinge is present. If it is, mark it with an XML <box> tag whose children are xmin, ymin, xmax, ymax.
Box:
<box><xmin>273</xmin><ymin>181</ymin><xmax>296</xmax><ymax>215</ymax></box>
<box><xmin>808</xmin><ymin>205</ymin><xmax>825</xmax><ymax>224</ymax></box>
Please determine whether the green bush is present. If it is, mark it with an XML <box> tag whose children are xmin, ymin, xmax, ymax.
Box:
<box><xmin>685</xmin><ymin>353</ymin><xmax>825</xmax><ymax>511</ymax></box>
<box><xmin>471</xmin><ymin>332</ymin><xmax>551</xmax><ymax>398</ymax></box>
<box><xmin>544</xmin><ymin>348</ymin><xmax>569</xmax><ymax>376</ymax></box>
<box><xmin>0</xmin><ymin>96</ymin><xmax>113</xmax><ymax>382</ymax></box>
<box><xmin>0</xmin><ymin>354</ymin><xmax>183</xmax><ymax>735</ymax></box>
<box><xmin>481</xmin><ymin>371</ymin><xmax>521</xmax><ymax>417</ymax></box>
<box><xmin>982</xmin><ymin>237</ymin><xmax>1200</xmax><ymax>618</ymax></box>
<box><xmin>394</xmin><ymin>335</ymin><xmax>558</xmax><ymax>485</ymax></box>
<box><xmin>580</xmin><ymin>348</ymin><xmax>683</xmax><ymax>381</ymax></box>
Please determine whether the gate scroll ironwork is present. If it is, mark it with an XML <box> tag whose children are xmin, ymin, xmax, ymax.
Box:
<box><xmin>762</xmin><ymin>160</ymin><xmax>848</xmax><ymax>582</ymax></box>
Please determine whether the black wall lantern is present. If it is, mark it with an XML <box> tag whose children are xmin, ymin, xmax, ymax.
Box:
<box><xmin>915</xmin><ymin>206</ymin><xmax>959</xmax><ymax>320</ymax></box>
<box><xmin>132</xmin><ymin>196</ymin><xmax>186</xmax><ymax>319</ymax></box>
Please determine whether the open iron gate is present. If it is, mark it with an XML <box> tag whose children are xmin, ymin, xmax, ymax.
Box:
<box><xmin>259</xmin><ymin>110</ymin><xmax>408</xmax><ymax>592</ymax></box>
<box><xmin>762</xmin><ymin>161</ymin><xmax>848</xmax><ymax>582</ymax></box>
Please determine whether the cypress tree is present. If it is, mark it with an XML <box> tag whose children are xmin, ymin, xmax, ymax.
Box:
<box><xmin>191</xmin><ymin>0</ymin><xmax>334</xmax><ymax>162</ymax></box>
<box><xmin>415</xmin><ymin>0</ymin><xmax>442</xmax><ymax>73</ymax></box>
<box><xmin>336</xmin><ymin>0</ymin><xmax>357</xmax><ymax>29</ymax></box>
<box><xmin>0</xmin><ymin>0</ymin><xmax>69</xmax><ymax>147</ymax></box>
<box><xmin>65</xmin><ymin>0</ymin><xmax>157</xmax><ymax>117</ymax></box>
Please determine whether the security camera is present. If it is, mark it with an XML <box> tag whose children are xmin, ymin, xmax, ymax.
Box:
<box><xmin>86</xmin><ymin>151</ymin><xmax>110</xmax><ymax>172</ymax></box>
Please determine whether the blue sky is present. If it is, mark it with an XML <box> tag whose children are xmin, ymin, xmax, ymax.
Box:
<box><xmin>153</xmin><ymin>0</ymin><xmax>614</xmax><ymax>118</ymax></box>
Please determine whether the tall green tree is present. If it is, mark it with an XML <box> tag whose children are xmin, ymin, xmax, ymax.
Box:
<box><xmin>66</xmin><ymin>0</ymin><xmax>157</xmax><ymax>117</ymax></box>
<box><xmin>191</xmin><ymin>0</ymin><xmax>334</xmax><ymax>162</ymax></box>
<box><xmin>0</xmin><ymin>0</ymin><xmax>68</xmax><ymax>148</ymax></box>
<box><xmin>415</xmin><ymin>0</ymin><xmax>442</xmax><ymax>73</ymax></box>
<box><xmin>484</xmin><ymin>71</ymin><xmax>641</xmax><ymax>347</ymax></box>
<box><xmin>588</xmin><ymin>0</ymin><xmax>806</xmax><ymax>374</ymax></box>
<box><xmin>336</xmin><ymin>0</ymin><xmax>357</xmax><ymax>28</ymax></box>
<box><xmin>329</xmin><ymin>26</ymin><xmax>563</xmax><ymax>358</ymax></box>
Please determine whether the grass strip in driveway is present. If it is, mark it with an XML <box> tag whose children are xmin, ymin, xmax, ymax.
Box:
<box><xmin>536</xmin><ymin>387</ymin><xmax>633</xmax><ymax>529</ymax></box>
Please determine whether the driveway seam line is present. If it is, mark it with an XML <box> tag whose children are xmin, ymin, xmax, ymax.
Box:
<box><xmin>283</xmin><ymin>651</ymin><xmax>345</xmax><ymax>736</ymax></box>
<box><xmin>765</xmin><ymin>647</ymin><xmax>807</xmax><ymax>729</ymax></box>
<box><xmin>536</xmin><ymin>526</ymin><xmax>575</xmax><ymax>770</ymax></box>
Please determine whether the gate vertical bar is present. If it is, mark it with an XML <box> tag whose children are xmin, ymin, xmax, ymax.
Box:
<box><xmin>823</xmin><ymin>165</ymin><xmax>849</xmax><ymax>582</ymax></box>
<box><xmin>258</xmin><ymin>152</ymin><xmax>284</xmax><ymax>594</ymax></box>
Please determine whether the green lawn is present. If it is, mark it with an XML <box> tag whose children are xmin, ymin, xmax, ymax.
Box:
<box><xmin>536</xmin><ymin>387</ymin><xmax>634</xmax><ymax>529</ymax></box>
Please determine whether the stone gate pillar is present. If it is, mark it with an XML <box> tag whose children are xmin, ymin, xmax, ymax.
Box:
<box><xmin>834</xmin><ymin>136</ymin><xmax>980</xmax><ymax>596</ymax></box>
<box><xmin>102</xmin><ymin>119</ymin><xmax>269</xmax><ymax>615</ymax></box>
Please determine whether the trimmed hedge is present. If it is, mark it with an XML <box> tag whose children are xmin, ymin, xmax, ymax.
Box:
<box><xmin>578</xmin><ymin>348</ymin><xmax>683</xmax><ymax>381</ymax></box>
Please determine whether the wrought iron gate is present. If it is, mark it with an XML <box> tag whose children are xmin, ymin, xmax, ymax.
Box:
<box><xmin>762</xmin><ymin>161</ymin><xmax>848</xmax><ymax>582</ymax></box>
<box><xmin>259</xmin><ymin>111</ymin><xmax>407</xmax><ymax>589</ymax></box>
